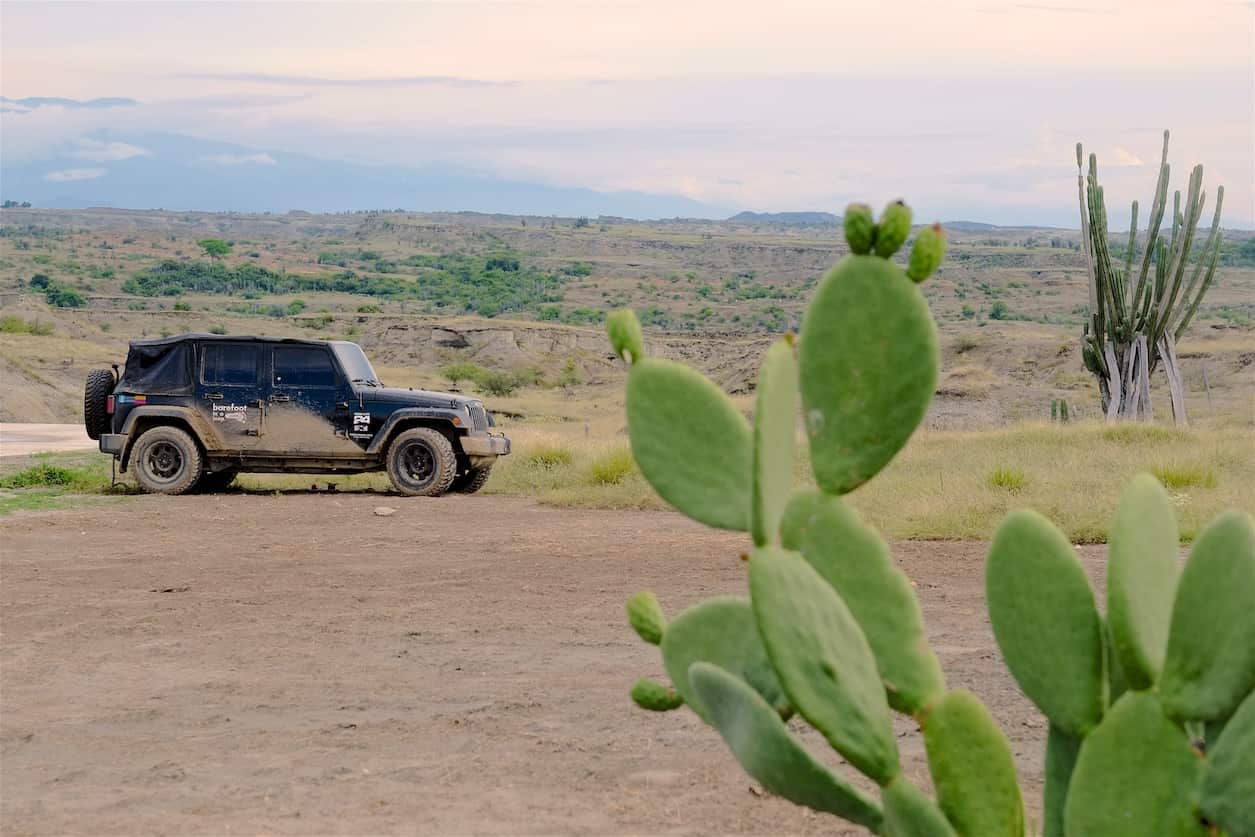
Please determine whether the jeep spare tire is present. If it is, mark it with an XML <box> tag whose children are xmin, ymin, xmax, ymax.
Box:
<box><xmin>386</xmin><ymin>427</ymin><xmax>458</xmax><ymax>497</ymax></box>
<box><xmin>132</xmin><ymin>426</ymin><xmax>203</xmax><ymax>495</ymax></box>
<box><xmin>83</xmin><ymin>369</ymin><xmax>115</xmax><ymax>441</ymax></box>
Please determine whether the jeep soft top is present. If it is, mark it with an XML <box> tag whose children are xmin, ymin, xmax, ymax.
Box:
<box><xmin>84</xmin><ymin>334</ymin><xmax>510</xmax><ymax>496</ymax></box>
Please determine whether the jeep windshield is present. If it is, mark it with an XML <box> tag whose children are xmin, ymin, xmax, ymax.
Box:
<box><xmin>331</xmin><ymin>342</ymin><xmax>382</xmax><ymax>386</ymax></box>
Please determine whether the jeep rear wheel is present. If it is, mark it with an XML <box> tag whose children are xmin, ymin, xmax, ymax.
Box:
<box><xmin>83</xmin><ymin>369</ymin><xmax>114</xmax><ymax>441</ymax></box>
<box><xmin>386</xmin><ymin>427</ymin><xmax>457</xmax><ymax>497</ymax></box>
<box><xmin>132</xmin><ymin>426</ymin><xmax>203</xmax><ymax>495</ymax></box>
<box><xmin>451</xmin><ymin>464</ymin><xmax>493</xmax><ymax>494</ymax></box>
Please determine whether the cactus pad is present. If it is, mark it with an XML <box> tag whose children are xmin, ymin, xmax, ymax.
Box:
<box><xmin>843</xmin><ymin>203</ymin><xmax>876</xmax><ymax>255</ymax></box>
<box><xmin>874</xmin><ymin>201</ymin><xmax>912</xmax><ymax>258</ymax></box>
<box><xmin>1042</xmin><ymin>723</ymin><xmax>1081</xmax><ymax>837</ymax></box>
<box><xmin>907</xmin><ymin>223</ymin><xmax>945</xmax><ymax>282</ymax></box>
<box><xmin>748</xmin><ymin>546</ymin><xmax>898</xmax><ymax>784</ymax></box>
<box><xmin>660</xmin><ymin>596</ymin><xmax>788</xmax><ymax>723</ymax></box>
<box><xmin>626</xmin><ymin>357</ymin><xmax>752</xmax><ymax>531</ymax></box>
<box><xmin>1200</xmin><ymin>690</ymin><xmax>1255</xmax><ymax>836</ymax></box>
<box><xmin>881</xmin><ymin>776</ymin><xmax>958</xmax><ymax>837</ymax></box>
<box><xmin>630</xmin><ymin>678</ymin><xmax>684</xmax><ymax>711</ymax></box>
<box><xmin>1107</xmin><ymin>473</ymin><xmax>1181</xmax><ymax>689</ymax></box>
<box><xmin>1160</xmin><ymin>510</ymin><xmax>1255</xmax><ymax>722</ymax></box>
<box><xmin>606</xmin><ymin>309</ymin><xmax>644</xmax><ymax>364</ymax></box>
<box><xmin>789</xmin><ymin>493</ymin><xmax>944</xmax><ymax>715</ymax></box>
<box><xmin>922</xmin><ymin>689</ymin><xmax>1024</xmax><ymax>837</ymax></box>
<box><xmin>688</xmin><ymin>662</ymin><xmax>885</xmax><ymax>832</ymax></box>
<box><xmin>1065</xmin><ymin>691</ymin><xmax>1208</xmax><ymax>836</ymax></box>
<box><xmin>986</xmin><ymin>510</ymin><xmax>1105</xmax><ymax>737</ymax></box>
<box><xmin>751</xmin><ymin>338</ymin><xmax>799</xmax><ymax>547</ymax></box>
<box><xmin>798</xmin><ymin>254</ymin><xmax>939</xmax><ymax>495</ymax></box>
<box><xmin>626</xmin><ymin>591</ymin><xmax>666</xmax><ymax>645</ymax></box>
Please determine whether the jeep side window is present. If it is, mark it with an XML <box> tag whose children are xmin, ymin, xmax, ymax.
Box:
<box><xmin>273</xmin><ymin>346</ymin><xmax>337</xmax><ymax>388</ymax></box>
<box><xmin>202</xmin><ymin>344</ymin><xmax>260</xmax><ymax>386</ymax></box>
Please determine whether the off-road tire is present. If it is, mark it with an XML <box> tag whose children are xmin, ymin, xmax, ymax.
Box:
<box><xmin>451</xmin><ymin>464</ymin><xmax>492</xmax><ymax>494</ymax></box>
<box><xmin>132</xmin><ymin>426</ymin><xmax>203</xmax><ymax>495</ymax></box>
<box><xmin>83</xmin><ymin>369</ymin><xmax>115</xmax><ymax>441</ymax></box>
<box><xmin>386</xmin><ymin>427</ymin><xmax>457</xmax><ymax>497</ymax></box>
<box><xmin>195</xmin><ymin>469</ymin><xmax>238</xmax><ymax>493</ymax></box>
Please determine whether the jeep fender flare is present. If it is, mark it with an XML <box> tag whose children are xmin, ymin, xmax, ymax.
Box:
<box><xmin>118</xmin><ymin>406</ymin><xmax>218</xmax><ymax>467</ymax></box>
<box><xmin>367</xmin><ymin>408</ymin><xmax>463</xmax><ymax>455</ymax></box>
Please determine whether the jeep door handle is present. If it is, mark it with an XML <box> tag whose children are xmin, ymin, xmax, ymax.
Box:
<box><xmin>206</xmin><ymin>392</ymin><xmax>224</xmax><ymax>400</ymax></box>
<box><xmin>270</xmin><ymin>394</ymin><xmax>291</xmax><ymax>403</ymax></box>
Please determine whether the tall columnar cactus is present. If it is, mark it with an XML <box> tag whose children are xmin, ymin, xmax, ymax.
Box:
<box><xmin>1078</xmin><ymin>130</ymin><xmax>1226</xmax><ymax>425</ymax></box>
<box><xmin>609</xmin><ymin>201</ymin><xmax>1254</xmax><ymax>836</ymax></box>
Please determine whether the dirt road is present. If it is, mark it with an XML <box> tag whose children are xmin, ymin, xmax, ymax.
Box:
<box><xmin>0</xmin><ymin>423</ymin><xmax>96</xmax><ymax>458</ymax></box>
<box><xmin>1</xmin><ymin>494</ymin><xmax>1098</xmax><ymax>835</ymax></box>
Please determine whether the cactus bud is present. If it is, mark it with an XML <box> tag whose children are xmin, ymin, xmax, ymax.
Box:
<box><xmin>843</xmin><ymin>203</ymin><xmax>876</xmax><ymax>255</ymax></box>
<box><xmin>626</xmin><ymin>590</ymin><xmax>666</xmax><ymax>645</ymax></box>
<box><xmin>607</xmin><ymin>309</ymin><xmax>644</xmax><ymax>365</ymax></box>
<box><xmin>631</xmin><ymin>677</ymin><xmax>684</xmax><ymax>711</ymax></box>
<box><xmin>906</xmin><ymin>223</ymin><xmax>945</xmax><ymax>282</ymax></box>
<box><xmin>874</xmin><ymin>200</ymin><xmax>912</xmax><ymax>258</ymax></box>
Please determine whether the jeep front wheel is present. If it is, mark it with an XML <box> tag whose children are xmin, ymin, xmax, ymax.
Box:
<box><xmin>132</xmin><ymin>426</ymin><xmax>203</xmax><ymax>495</ymax></box>
<box><xmin>386</xmin><ymin>427</ymin><xmax>457</xmax><ymax>497</ymax></box>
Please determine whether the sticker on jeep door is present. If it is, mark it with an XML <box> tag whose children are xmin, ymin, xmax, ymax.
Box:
<box><xmin>212</xmin><ymin>403</ymin><xmax>249</xmax><ymax>423</ymax></box>
<box><xmin>350</xmin><ymin>412</ymin><xmax>372</xmax><ymax>438</ymax></box>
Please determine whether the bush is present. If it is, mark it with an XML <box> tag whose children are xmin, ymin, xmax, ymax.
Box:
<box><xmin>45</xmin><ymin>284</ymin><xmax>86</xmax><ymax>308</ymax></box>
<box><xmin>589</xmin><ymin>446</ymin><xmax>636</xmax><ymax>485</ymax></box>
<box><xmin>286</xmin><ymin>299</ymin><xmax>307</xmax><ymax>315</ymax></box>
<box><xmin>0</xmin><ymin>316</ymin><xmax>53</xmax><ymax>335</ymax></box>
<box><xmin>479</xmin><ymin>370</ymin><xmax>520</xmax><ymax>397</ymax></box>
<box><xmin>440</xmin><ymin>362</ymin><xmax>489</xmax><ymax>387</ymax></box>
<box><xmin>987</xmin><ymin>466</ymin><xmax>1028</xmax><ymax>492</ymax></box>
<box><xmin>989</xmin><ymin>300</ymin><xmax>1009</xmax><ymax>320</ymax></box>
<box><xmin>208</xmin><ymin>325</ymin><xmax>227</xmax><ymax>335</ymax></box>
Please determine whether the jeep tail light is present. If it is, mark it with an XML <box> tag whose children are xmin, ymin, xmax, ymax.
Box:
<box><xmin>106</xmin><ymin>395</ymin><xmax>115</xmax><ymax>414</ymax></box>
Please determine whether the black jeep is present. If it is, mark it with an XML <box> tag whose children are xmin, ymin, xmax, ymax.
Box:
<box><xmin>83</xmin><ymin>334</ymin><xmax>510</xmax><ymax>496</ymax></box>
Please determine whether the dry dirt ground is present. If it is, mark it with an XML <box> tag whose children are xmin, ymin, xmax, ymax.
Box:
<box><xmin>0</xmin><ymin>494</ymin><xmax>1106</xmax><ymax>836</ymax></box>
<box><xmin>0</xmin><ymin>424</ymin><xmax>96</xmax><ymax>458</ymax></box>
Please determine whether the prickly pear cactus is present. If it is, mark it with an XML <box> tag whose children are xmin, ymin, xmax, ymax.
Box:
<box><xmin>609</xmin><ymin>200</ymin><xmax>1255</xmax><ymax>836</ymax></box>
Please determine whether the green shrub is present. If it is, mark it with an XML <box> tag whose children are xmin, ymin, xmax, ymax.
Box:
<box><xmin>440</xmin><ymin>362</ymin><xmax>489</xmax><ymax>387</ymax></box>
<box><xmin>589</xmin><ymin>447</ymin><xmax>636</xmax><ymax>485</ymax></box>
<box><xmin>0</xmin><ymin>464</ymin><xmax>76</xmax><ymax>487</ymax></box>
<box><xmin>478</xmin><ymin>370</ymin><xmax>520</xmax><ymax>397</ymax></box>
<box><xmin>0</xmin><ymin>316</ymin><xmax>53</xmax><ymax>335</ymax></box>
<box><xmin>522</xmin><ymin>444</ymin><xmax>574</xmax><ymax>470</ymax></box>
<box><xmin>987</xmin><ymin>466</ymin><xmax>1028</xmax><ymax>492</ymax></box>
<box><xmin>1151</xmin><ymin>462</ymin><xmax>1218</xmax><ymax>491</ymax></box>
<box><xmin>208</xmin><ymin>325</ymin><xmax>227</xmax><ymax>335</ymax></box>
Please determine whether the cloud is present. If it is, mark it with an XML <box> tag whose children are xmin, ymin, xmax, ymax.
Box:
<box><xmin>0</xmin><ymin>96</ymin><xmax>137</xmax><ymax>110</ymax></box>
<box><xmin>176</xmin><ymin>73</ymin><xmax>509</xmax><ymax>88</ymax></box>
<box><xmin>44</xmin><ymin>167</ymin><xmax>107</xmax><ymax>182</ymax></box>
<box><xmin>200</xmin><ymin>152</ymin><xmax>278</xmax><ymax>166</ymax></box>
<box><xmin>71</xmin><ymin>138</ymin><xmax>150</xmax><ymax>161</ymax></box>
<box><xmin>1108</xmin><ymin>146</ymin><xmax>1144</xmax><ymax>167</ymax></box>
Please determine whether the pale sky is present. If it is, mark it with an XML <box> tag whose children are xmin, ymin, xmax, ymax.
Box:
<box><xmin>3</xmin><ymin>0</ymin><xmax>1253</xmax><ymax>224</ymax></box>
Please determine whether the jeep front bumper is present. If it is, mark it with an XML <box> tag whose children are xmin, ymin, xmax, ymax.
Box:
<box><xmin>100</xmin><ymin>433</ymin><xmax>126</xmax><ymax>456</ymax></box>
<box><xmin>461</xmin><ymin>433</ymin><xmax>510</xmax><ymax>457</ymax></box>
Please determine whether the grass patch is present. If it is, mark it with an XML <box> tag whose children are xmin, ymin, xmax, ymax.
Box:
<box><xmin>987</xmin><ymin>466</ymin><xmax>1028</xmax><ymax>492</ymax></box>
<box><xmin>521</xmin><ymin>442</ymin><xmax>575</xmax><ymax>470</ymax></box>
<box><xmin>589</xmin><ymin>445</ymin><xmax>637</xmax><ymax>485</ymax></box>
<box><xmin>0</xmin><ymin>315</ymin><xmax>54</xmax><ymax>335</ymax></box>
<box><xmin>1150</xmin><ymin>462</ymin><xmax>1218</xmax><ymax>491</ymax></box>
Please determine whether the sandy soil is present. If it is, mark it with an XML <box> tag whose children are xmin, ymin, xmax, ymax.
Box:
<box><xmin>0</xmin><ymin>423</ymin><xmax>97</xmax><ymax>458</ymax></box>
<box><xmin>0</xmin><ymin>494</ymin><xmax>1106</xmax><ymax>835</ymax></box>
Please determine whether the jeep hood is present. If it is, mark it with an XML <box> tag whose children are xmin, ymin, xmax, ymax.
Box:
<box><xmin>361</xmin><ymin>386</ymin><xmax>479</xmax><ymax>408</ymax></box>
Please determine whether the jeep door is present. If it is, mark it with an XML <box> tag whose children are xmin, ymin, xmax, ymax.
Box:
<box><xmin>265</xmin><ymin>344</ymin><xmax>359</xmax><ymax>454</ymax></box>
<box><xmin>197</xmin><ymin>342</ymin><xmax>264</xmax><ymax>449</ymax></box>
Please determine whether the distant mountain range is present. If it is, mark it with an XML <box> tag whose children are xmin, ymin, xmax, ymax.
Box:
<box><xmin>726</xmin><ymin>212</ymin><xmax>1066</xmax><ymax>232</ymax></box>
<box><xmin>0</xmin><ymin>131</ymin><xmax>731</xmax><ymax>220</ymax></box>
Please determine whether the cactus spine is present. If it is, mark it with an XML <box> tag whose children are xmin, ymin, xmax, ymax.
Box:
<box><xmin>609</xmin><ymin>200</ymin><xmax>1253</xmax><ymax>835</ymax></box>
<box><xmin>1078</xmin><ymin>131</ymin><xmax>1225</xmax><ymax>425</ymax></box>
